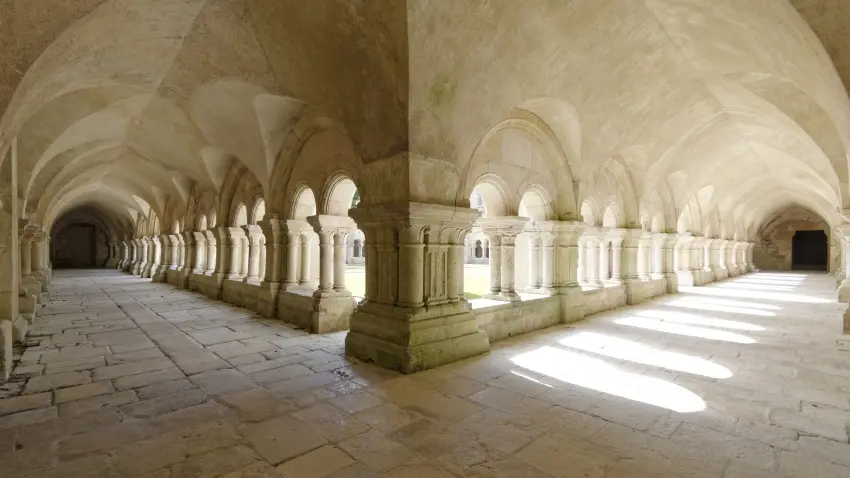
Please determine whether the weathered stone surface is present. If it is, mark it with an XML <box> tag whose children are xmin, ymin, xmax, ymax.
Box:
<box><xmin>0</xmin><ymin>406</ymin><xmax>58</xmax><ymax>430</ymax></box>
<box><xmin>54</xmin><ymin>381</ymin><xmax>115</xmax><ymax>404</ymax></box>
<box><xmin>120</xmin><ymin>389</ymin><xmax>209</xmax><ymax>419</ymax></box>
<box><xmin>242</xmin><ymin>416</ymin><xmax>328</xmax><ymax>465</ymax></box>
<box><xmin>113</xmin><ymin>367</ymin><xmax>185</xmax><ymax>391</ymax></box>
<box><xmin>23</xmin><ymin>371</ymin><xmax>92</xmax><ymax>394</ymax></box>
<box><xmin>59</xmin><ymin>390</ymin><xmax>138</xmax><ymax>417</ymax></box>
<box><xmin>0</xmin><ymin>392</ymin><xmax>51</xmax><ymax>416</ymax></box>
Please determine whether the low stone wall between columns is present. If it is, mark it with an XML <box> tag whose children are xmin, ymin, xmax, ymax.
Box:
<box><xmin>277</xmin><ymin>290</ymin><xmax>315</xmax><ymax>331</ymax></box>
<box><xmin>626</xmin><ymin>278</ymin><xmax>667</xmax><ymax>305</ymax></box>
<box><xmin>582</xmin><ymin>285</ymin><xmax>628</xmax><ymax>317</ymax></box>
<box><xmin>222</xmin><ymin>280</ymin><xmax>263</xmax><ymax>311</ymax></box>
<box><xmin>188</xmin><ymin>273</ymin><xmax>222</xmax><ymax>300</ymax></box>
<box><xmin>474</xmin><ymin>296</ymin><xmax>561</xmax><ymax>343</ymax></box>
<box><xmin>166</xmin><ymin>269</ymin><xmax>182</xmax><ymax>287</ymax></box>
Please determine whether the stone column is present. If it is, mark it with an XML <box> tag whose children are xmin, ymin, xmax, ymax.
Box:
<box><xmin>211</xmin><ymin>227</ymin><xmax>243</xmax><ymax>282</ymax></box>
<box><xmin>576</xmin><ymin>235</ymin><xmax>586</xmax><ymax>284</ymax></box>
<box><xmin>479</xmin><ymin>217</ymin><xmax>528</xmax><ymax>301</ymax></box>
<box><xmin>283</xmin><ymin>232</ymin><xmax>300</xmax><ymax>289</ymax></box>
<box><xmin>300</xmin><ymin>233</ymin><xmax>312</xmax><ymax>286</ymax></box>
<box><xmin>333</xmin><ymin>231</ymin><xmax>348</xmax><ymax>291</ymax></box>
<box><xmin>527</xmin><ymin>233</ymin><xmax>540</xmax><ymax>290</ymax></box>
<box><xmin>243</xmin><ymin>225</ymin><xmax>263</xmax><ymax>283</ymax></box>
<box><xmin>585</xmin><ymin>236</ymin><xmax>602</xmax><ymax>287</ymax></box>
<box><xmin>540</xmin><ymin>232</ymin><xmax>556</xmax><ymax>293</ymax></box>
<box><xmin>599</xmin><ymin>238</ymin><xmax>610</xmax><ymax>282</ymax></box>
<box><xmin>651</xmin><ymin>234</ymin><xmax>664</xmax><ymax>279</ymax></box>
<box><xmin>152</xmin><ymin>235</ymin><xmax>168</xmax><ymax>282</ymax></box>
<box><xmin>258</xmin><ymin>238</ymin><xmax>267</xmax><ymax>280</ymax></box>
<box><xmin>306</xmin><ymin>215</ymin><xmax>357</xmax><ymax>332</ymax></box>
<box><xmin>747</xmin><ymin>242</ymin><xmax>756</xmax><ymax>272</ymax></box>
<box><xmin>541</xmin><ymin>221</ymin><xmax>586</xmax><ymax>322</ymax></box>
<box><xmin>173</xmin><ymin>235</ymin><xmax>183</xmax><ymax>272</ymax></box>
<box><xmin>203</xmin><ymin>230</ymin><xmax>217</xmax><ymax>275</ymax></box>
<box><xmin>131</xmin><ymin>239</ymin><xmax>142</xmax><ymax>275</ymax></box>
<box><xmin>675</xmin><ymin>234</ymin><xmax>696</xmax><ymax>286</ymax></box>
<box><xmin>612</xmin><ymin>235</ymin><xmax>625</xmax><ymax>282</ymax></box>
<box><xmin>486</xmin><ymin>233</ymin><xmax>501</xmax><ymax>295</ymax></box>
<box><xmin>346</xmin><ymin>201</ymin><xmax>488</xmax><ymax>373</ymax></box>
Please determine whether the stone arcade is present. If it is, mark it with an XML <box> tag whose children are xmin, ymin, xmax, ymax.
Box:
<box><xmin>2</xmin><ymin>1</ymin><xmax>850</xmax><ymax>477</ymax></box>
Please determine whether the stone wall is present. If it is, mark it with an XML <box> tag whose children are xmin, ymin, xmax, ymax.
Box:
<box><xmin>754</xmin><ymin>207</ymin><xmax>831</xmax><ymax>271</ymax></box>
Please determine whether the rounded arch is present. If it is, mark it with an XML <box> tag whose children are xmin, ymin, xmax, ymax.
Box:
<box><xmin>232</xmin><ymin>203</ymin><xmax>248</xmax><ymax>227</ymax></box>
<box><xmin>602</xmin><ymin>204</ymin><xmax>620</xmax><ymax>228</ymax></box>
<box><xmin>321</xmin><ymin>173</ymin><xmax>359</xmax><ymax>216</ymax></box>
<box><xmin>472</xmin><ymin>173</ymin><xmax>512</xmax><ymax>217</ymax></box>
<box><xmin>460</xmin><ymin>113</ymin><xmax>577</xmax><ymax>220</ymax></box>
<box><xmin>251</xmin><ymin>198</ymin><xmax>266</xmax><ymax>224</ymax></box>
<box><xmin>290</xmin><ymin>184</ymin><xmax>317</xmax><ymax>220</ymax></box>
<box><xmin>518</xmin><ymin>185</ymin><xmax>555</xmax><ymax>221</ymax></box>
<box><xmin>580</xmin><ymin>198</ymin><xmax>598</xmax><ymax>226</ymax></box>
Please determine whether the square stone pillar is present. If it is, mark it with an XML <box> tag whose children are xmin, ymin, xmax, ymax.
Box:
<box><xmin>345</xmin><ymin>201</ymin><xmax>489</xmax><ymax>373</ymax></box>
<box><xmin>256</xmin><ymin>220</ymin><xmax>283</xmax><ymax>317</ymax></box>
<box><xmin>0</xmin><ymin>144</ymin><xmax>19</xmax><ymax>379</ymax></box>
<box><xmin>478</xmin><ymin>217</ymin><xmax>528</xmax><ymax>302</ymax></box>
<box><xmin>838</xmin><ymin>230</ymin><xmax>850</xmax><ymax>301</ymax></box>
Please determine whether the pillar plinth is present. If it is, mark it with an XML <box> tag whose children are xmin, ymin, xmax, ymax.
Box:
<box><xmin>345</xmin><ymin>202</ymin><xmax>489</xmax><ymax>373</ymax></box>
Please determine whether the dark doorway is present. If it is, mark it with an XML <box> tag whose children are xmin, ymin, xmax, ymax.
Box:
<box><xmin>791</xmin><ymin>230</ymin><xmax>828</xmax><ymax>271</ymax></box>
<box><xmin>53</xmin><ymin>224</ymin><xmax>96</xmax><ymax>268</ymax></box>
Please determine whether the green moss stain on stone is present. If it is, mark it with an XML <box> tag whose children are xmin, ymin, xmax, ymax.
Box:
<box><xmin>428</xmin><ymin>73</ymin><xmax>455</xmax><ymax>110</ymax></box>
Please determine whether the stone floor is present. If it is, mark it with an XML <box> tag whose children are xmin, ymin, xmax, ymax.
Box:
<box><xmin>1</xmin><ymin>270</ymin><xmax>849</xmax><ymax>477</ymax></box>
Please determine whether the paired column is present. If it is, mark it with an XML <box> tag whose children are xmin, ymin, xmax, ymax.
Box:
<box><xmin>242</xmin><ymin>225</ymin><xmax>264</xmax><ymax>284</ymax></box>
<box><xmin>306</xmin><ymin>215</ymin><xmax>356</xmax><ymax>297</ymax></box>
<box><xmin>479</xmin><ymin>217</ymin><xmax>528</xmax><ymax>301</ymax></box>
<box><xmin>203</xmin><ymin>230</ymin><xmax>217</xmax><ymax>275</ymax></box>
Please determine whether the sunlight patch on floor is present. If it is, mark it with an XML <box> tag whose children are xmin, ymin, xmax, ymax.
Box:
<box><xmin>614</xmin><ymin>316</ymin><xmax>757</xmax><ymax>344</ymax></box>
<box><xmin>511</xmin><ymin>346</ymin><xmax>707</xmax><ymax>413</ymax></box>
<box><xmin>559</xmin><ymin>332</ymin><xmax>733</xmax><ymax>379</ymax></box>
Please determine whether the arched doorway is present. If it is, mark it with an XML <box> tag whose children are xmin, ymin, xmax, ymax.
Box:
<box><xmin>791</xmin><ymin>230</ymin><xmax>828</xmax><ymax>271</ymax></box>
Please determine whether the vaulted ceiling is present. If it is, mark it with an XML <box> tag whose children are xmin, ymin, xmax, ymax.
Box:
<box><xmin>0</xmin><ymin>0</ymin><xmax>848</xmax><ymax>239</ymax></box>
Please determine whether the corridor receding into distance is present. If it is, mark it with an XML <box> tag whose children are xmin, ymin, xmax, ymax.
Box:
<box><xmin>3</xmin><ymin>1</ymin><xmax>850</xmax><ymax>477</ymax></box>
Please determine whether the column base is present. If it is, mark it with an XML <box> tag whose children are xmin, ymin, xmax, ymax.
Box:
<box><xmin>345</xmin><ymin>301</ymin><xmax>490</xmax><ymax>374</ymax></box>
<box><xmin>838</xmin><ymin>281</ymin><xmax>850</xmax><ymax>303</ymax></box>
<box><xmin>558</xmin><ymin>286</ymin><xmax>586</xmax><ymax>324</ymax></box>
<box><xmin>664</xmin><ymin>273</ymin><xmax>679</xmax><ymax>294</ymax></box>
<box><xmin>152</xmin><ymin>265</ymin><xmax>169</xmax><ymax>282</ymax></box>
<box><xmin>311</xmin><ymin>292</ymin><xmax>357</xmax><ymax>334</ymax></box>
<box><xmin>844</xmin><ymin>308</ymin><xmax>850</xmax><ymax>334</ymax></box>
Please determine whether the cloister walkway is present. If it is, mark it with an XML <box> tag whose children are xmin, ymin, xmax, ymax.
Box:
<box><xmin>1</xmin><ymin>269</ymin><xmax>849</xmax><ymax>477</ymax></box>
